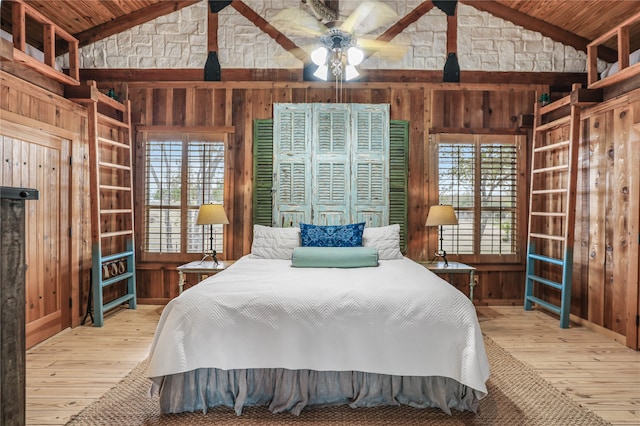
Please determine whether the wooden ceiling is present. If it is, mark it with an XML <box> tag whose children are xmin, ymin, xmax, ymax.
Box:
<box><xmin>2</xmin><ymin>0</ymin><xmax>639</xmax><ymax>63</ymax></box>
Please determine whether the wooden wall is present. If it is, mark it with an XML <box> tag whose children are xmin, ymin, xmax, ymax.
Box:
<box><xmin>127</xmin><ymin>81</ymin><xmax>546</xmax><ymax>305</ymax></box>
<box><xmin>2</xmin><ymin>66</ymin><xmax>637</xmax><ymax>346</ymax></box>
<box><xmin>572</xmin><ymin>92</ymin><xmax>640</xmax><ymax>341</ymax></box>
<box><xmin>0</xmin><ymin>71</ymin><xmax>91</xmax><ymax>347</ymax></box>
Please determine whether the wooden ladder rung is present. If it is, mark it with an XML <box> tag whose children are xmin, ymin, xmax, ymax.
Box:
<box><xmin>527</xmin><ymin>274</ymin><xmax>563</xmax><ymax>290</ymax></box>
<box><xmin>99</xmin><ymin>161</ymin><xmax>131</xmax><ymax>171</ymax></box>
<box><xmin>101</xmin><ymin>271</ymin><xmax>135</xmax><ymax>288</ymax></box>
<box><xmin>534</xmin><ymin>115</ymin><xmax>572</xmax><ymax>133</ymax></box>
<box><xmin>101</xmin><ymin>230</ymin><xmax>133</xmax><ymax>238</ymax></box>
<box><xmin>100</xmin><ymin>184</ymin><xmax>132</xmax><ymax>191</ymax></box>
<box><xmin>98</xmin><ymin>136</ymin><xmax>130</xmax><ymax>150</ymax></box>
<box><xmin>102</xmin><ymin>293</ymin><xmax>136</xmax><ymax>312</ymax></box>
<box><xmin>96</xmin><ymin>91</ymin><xmax>127</xmax><ymax>113</ymax></box>
<box><xmin>101</xmin><ymin>250</ymin><xmax>134</xmax><ymax>262</ymax></box>
<box><xmin>97</xmin><ymin>112</ymin><xmax>130</xmax><ymax>129</ymax></box>
<box><xmin>527</xmin><ymin>253</ymin><xmax>565</xmax><ymax>266</ymax></box>
<box><xmin>525</xmin><ymin>295</ymin><xmax>561</xmax><ymax>314</ymax></box>
<box><xmin>100</xmin><ymin>209</ymin><xmax>132</xmax><ymax>214</ymax></box>
<box><xmin>532</xmin><ymin>189</ymin><xmax>567</xmax><ymax>195</ymax></box>
<box><xmin>530</xmin><ymin>232</ymin><xmax>566</xmax><ymax>241</ymax></box>
<box><xmin>532</xmin><ymin>164</ymin><xmax>568</xmax><ymax>174</ymax></box>
<box><xmin>531</xmin><ymin>211</ymin><xmax>566</xmax><ymax>217</ymax></box>
<box><xmin>539</xmin><ymin>96</ymin><xmax>571</xmax><ymax>115</ymax></box>
<box><xmin>533</xmin><ymin>140</ymin><xmax>570</xmax><ymax>153</ymax></box>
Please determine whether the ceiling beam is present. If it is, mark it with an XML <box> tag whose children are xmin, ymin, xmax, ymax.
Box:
<box><xmin>73</xmin><ymin>1</ymin><xmax>199</xmax><ymax>48</ymax></box>
<box><xmin>325</xmin><ymin>1</ymin><xmax>340</xmax><ymax>16</ymax></box>
<box><xmin>460</xmin><ymin>0</ymin><xmax>618</xmax><ymax>63</ymax></box>
<box><xmin>230</xmin><ymin>0</ymin><xmax>308</xmax><ymax>63</ymax></box>
<box><xmin>377</xmin><ymin>1</ymin><xmax>435</xmax><ymax>43</ymax></box>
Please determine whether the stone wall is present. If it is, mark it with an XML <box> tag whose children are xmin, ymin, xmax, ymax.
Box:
<box><xmin>64</xmin><ymin>0</ymin><xmax>587</xmax><ymax>72</ymax></box>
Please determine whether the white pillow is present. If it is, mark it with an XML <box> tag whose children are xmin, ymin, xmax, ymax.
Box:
<box><xmin>251</xmin><ymin>225</ymin><xmax>301</xmax><ymax>259</ymax></box>
<box><xmin>362</xmin><ymin>224</ymin><xmax>403</xmax><ymax>260</ymax></box>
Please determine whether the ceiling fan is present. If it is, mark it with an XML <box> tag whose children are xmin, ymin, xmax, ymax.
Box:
<box><xmin>271</xmin><ymin>1</ymin><xmax>407</xmax><ymax>82</ymax></box>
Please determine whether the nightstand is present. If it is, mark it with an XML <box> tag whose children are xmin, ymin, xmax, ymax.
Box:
<box><xmin>417</xmin><ymin>261</ymin><xmax>476</xmax><ymax>301</ymax></box>
<box><xmin>177</xmin><ymin>260</ymin><xmax>235</xmax><ymax>294</ymax></box>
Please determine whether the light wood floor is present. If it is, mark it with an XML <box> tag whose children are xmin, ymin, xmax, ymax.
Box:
<box><xmin>25</xmin><ymin>305</ymin><xmax>640</xmax><ymax>425</ymax></box>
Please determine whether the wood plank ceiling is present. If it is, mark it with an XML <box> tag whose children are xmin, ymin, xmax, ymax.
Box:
<box><xmin>1</xmin><ymin>0</ymin><xmax>639</xmax><ymax>62</ymax></box>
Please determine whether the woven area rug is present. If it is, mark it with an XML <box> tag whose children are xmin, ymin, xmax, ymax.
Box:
<box><xmin>66</xmin><ymin>336</ymin><xmax>610</xmax><ymax>425</ymax></box>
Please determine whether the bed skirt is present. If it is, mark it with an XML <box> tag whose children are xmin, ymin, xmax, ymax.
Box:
<box><xmin>150</xmin><ymin>368</ymin><xmax>484</xmax><ymax>416</ymax></box>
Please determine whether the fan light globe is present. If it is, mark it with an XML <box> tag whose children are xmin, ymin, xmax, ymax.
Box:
<box><xmin>313</xmin><ymin>65</ymin><xmax>329</xmax><ymax>81</ymax></box>
<box><xmin>345</xmin><ymin>65</ymin><xmax>359</xmax><ymax>81</ymax></box>
<box><xmin>347</xmin><ymin>47</ymin><xmax>364</xmax><ymax>66</ymax></box>
<box><xmin>311</xmin><ymin>47</ymin><xmax>328</xmax><ymax>66</ymax></box>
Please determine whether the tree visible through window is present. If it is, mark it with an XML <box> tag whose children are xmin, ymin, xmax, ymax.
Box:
<box><xmin>144</xmin><ymin>133</ymin><xmax>225</xmax><ymax>257</ymax></box>
<box><xmin>435</xmin><ymin>134</ymin><xmax>523</xmax><ymax>262</ymax></box>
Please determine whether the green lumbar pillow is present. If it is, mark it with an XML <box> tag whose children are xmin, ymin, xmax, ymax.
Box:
<box><xmin>291</xmin><ymin>246</ymin><xmax>379</xmax><ymax>268</ymax></box>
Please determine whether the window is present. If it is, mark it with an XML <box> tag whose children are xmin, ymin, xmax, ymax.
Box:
<box><xmin>434</xmin><ymin>134</ymin><xmax>524</xmax><ymax>262</ymax></box>
<box><xmin>143</xmin><ymin>132</ymin><xmax>225</xmax><ymax>260</ymax></box>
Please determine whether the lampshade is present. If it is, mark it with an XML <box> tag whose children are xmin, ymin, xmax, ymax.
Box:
<box><xmin>196</xmin><ymin>204</ymin><xmax>229</xmax><ymax>225</ymax></box>
<box><xmin>345</xmin><ymin>65</ymin><xmax>359</xmax><ymax>81</ymax></box>
<box><xmin>425</xmin><ymin>205</ymin><xmax>458</xmax><ymax>226</ymax></box>
<box><xmin>347</xmin><ymin>46</ymin><xmax>364</xmax><ymax>66</ymax></box>
<box><xmin>311</xmin><ymin>46</ymin><xmax>328</xmax><ymax>66</ymax></box>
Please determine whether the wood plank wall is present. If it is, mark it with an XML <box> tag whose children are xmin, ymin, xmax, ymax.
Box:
<box><xmin>126</xmin><ymin>81</ymin><xmax>545</xmax><ymax>305</ymax></box>
<box><xmin>0</xmin><ymin>71</ymin><xmax>91</xmax><ymax>347</ymax></box>
<box><xmin>533</xmin><ymin>89</ymin><xmax>640</xmax><ymax>341</ymax></box>
<box><xmin>572</xmin><ymin>93</ymin><xmax>640</xmax><ymax>337</ymax></box>
<box><xmin>1</xmin><ymin>68</ymin><xmax>637</xmax><ymax>345</ymax></box>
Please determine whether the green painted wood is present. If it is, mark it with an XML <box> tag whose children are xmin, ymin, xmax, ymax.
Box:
<box><xmin>314</xmin><ymin>104</ymin><xmax>350</xmax><ymax>225</ymax></box>
<box><xmin>273</xmin><ymin>104</ymin><xmax>312</xmax><ymax>227</ymax></box>
<box><xmin>92</xmin><ymin>239</ymin><xmax>136</xmax><ymax>327</ymax></box>
<box><xmin>252</xmin><ymin>118</ymin><xmax>274</xmax><ymax>226</ymax></box>
<box><xmin>351</xmin><ymin>104</ymin><xmax>389</xmax><ymax>227</ymax></box>
<box><xmin>389</xmin><ymin>120</ymin><xmax>409</xmax><ymax>253</ymax></box>
<box><xmin>254</xmin><ymin>110</ymin><xmax>408</xmax><ymax>251</ymax></box>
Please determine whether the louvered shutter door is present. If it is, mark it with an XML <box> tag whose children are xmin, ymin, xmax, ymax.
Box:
<box><xmin>351</xmin><ymin>104</ymin><xmax>389</xmax><ymax>226</ymax></box>
<box><xmin>389</xmin><ymin>120</ymin><xmax>409</xmax><ymax>252</ymax></box>
<box><xmin>253</xmin><ymin>119</ymin><xmax>274</xmax><ymax>226</ymax></box>
<box><xmin>313</xmin><ymin>104</ymin><xmax>350</xmax><ymax>225</ymax></box>
<box><xmin>273</xmin><ymin>104</ymin><xmax>312</xmax><ymax>227</ymax></box>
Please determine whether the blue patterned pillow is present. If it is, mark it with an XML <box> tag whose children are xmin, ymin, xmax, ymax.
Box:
<box><xmin>300</xmin><ymin>223</ymin><xmax>366</xmax><ymax>247</ymax></box>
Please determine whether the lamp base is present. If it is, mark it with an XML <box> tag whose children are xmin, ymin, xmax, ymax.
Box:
<box><xmin>432</xmin><ymin>249</ymin><xmax>449</xmax><ymax>267</ymax></box>
<box><xmin>200</xmin><ymin>250</ymin><xmax>219</xmax><ymax>265</ymax></box>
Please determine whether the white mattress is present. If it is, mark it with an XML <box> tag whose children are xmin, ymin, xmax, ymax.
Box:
<box><xmin>600</xmin><ymin>48</ymin><xmax>640</xmax><ymax>78</ymax></box>
<box><xmin>147</xmin><ymin>255</ymin><xmax>490</xmax><ymax>396</ymax></box>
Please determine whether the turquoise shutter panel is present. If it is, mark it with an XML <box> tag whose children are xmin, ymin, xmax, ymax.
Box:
<box><xmin>313</xmin><ymin>104</ymin><xmax>350</xmax><ymax>225</ymax></box>
<box><xmin>253</xmin><ymin>119</ymin><xmax>273</xmax><ymax>226</ymax></box>
<box><xmin>273</xmin><ymin>104</ymin><xmax>312</xmax><ymax>227</ymax></box>
<box><xmin>389</xmin><ymin>120</ymin><xmax>409</xmax><ymax>253</ymax></box>
<box><xmin>351</xmin><ymin>104</ymin><xmax>389</xmax><ymax>226</ymax></box>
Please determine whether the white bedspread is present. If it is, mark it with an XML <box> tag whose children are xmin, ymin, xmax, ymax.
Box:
<box><xmin>147</xmin><ymin>256</ymin><xmax>490</xmax><ymax>396</ymax></box>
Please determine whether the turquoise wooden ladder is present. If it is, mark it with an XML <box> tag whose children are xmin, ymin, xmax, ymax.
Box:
<box><xmin>524</xmin><ymin>84</ymin><xmax>583</xmax><ymax>328</ymax></box>
<box><xmin>71</xmin><ymin>82</ymin><xmax>137</xmax><ymax>326</ymax></box>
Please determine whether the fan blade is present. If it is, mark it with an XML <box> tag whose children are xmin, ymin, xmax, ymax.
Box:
<box><xmin>357</xmin><ymin>37</ymin><xmax>408</xmax><ymax>61</ymax></box>
<box><xmin>270</xmin><ymin>8</ymin><xmax>328</xmax><ymax>37</ymax></box>
<box><xmin>340</xmin><ymin>1</ymin><xmax>398</xmax><ymax>36</ymax></box>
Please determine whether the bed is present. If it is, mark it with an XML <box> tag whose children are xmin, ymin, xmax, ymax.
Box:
<box><xmin>587</xmin><ymin>10</ymin><xmax>640</xmax><ymax>88</ymax></box>
<box><xmin>146</xmin><ymin>224</ymin><xmax>490</xmax><ymax>416</ymax></box>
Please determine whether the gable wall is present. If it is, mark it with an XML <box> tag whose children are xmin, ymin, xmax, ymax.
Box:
<box><xmin>62</xmin><ymin>1</ymin><xmax>588</xmax><ymax>73</ymax></box>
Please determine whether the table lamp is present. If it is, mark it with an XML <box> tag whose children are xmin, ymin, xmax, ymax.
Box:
<box><xmin>425</xmin><ymin>205</ymin><xmax>458</xmax><ymax>266</ymax></box>
<box><xmin>196</xmin><ymin>204</ymin><xmax>229</xmax><ymax>264</ymax></box>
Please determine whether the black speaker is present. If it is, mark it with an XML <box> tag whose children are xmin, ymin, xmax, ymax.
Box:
<box><xmin>443</xmin><ymin>52</ymin><xmax>460</xmax><ymax>82</ymax></box>
<box><xmin>204</xmin><ymin>51</ymin><xmax>221</xmax><ymax>81</ymax></box>
<box><xmin>209</xmin><ymin>1</ymin><xmax>233</xmax><ymax>13</ymax></box>
<box><xmin>433</xmin><ymin>0</ymin><xmax>457</xmax><ymax>16</ymax></box>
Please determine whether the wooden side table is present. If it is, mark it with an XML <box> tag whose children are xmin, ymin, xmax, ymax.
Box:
<box><xmin>418</xmin><ymin>261</ymin><xmax>477</xmax><ymax>301</ymax></box>
<box><xmin>177</xmin><ymin>260</ymin><xmax>235</xmax><ymax>294</ymax></box>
